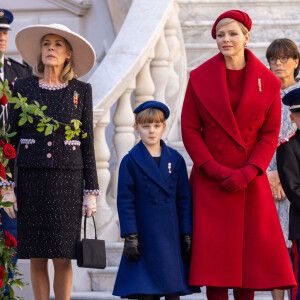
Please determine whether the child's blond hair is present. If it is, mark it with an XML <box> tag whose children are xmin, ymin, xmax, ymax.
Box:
<box><xmin>135</xmin><ymin>108</ymin><xmax>166</xmax><ymax>125</ymax></box>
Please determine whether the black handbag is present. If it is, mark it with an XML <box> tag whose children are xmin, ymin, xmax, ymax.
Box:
<box><xmin>76</xmin><ymin>215</ymin><xmax>106</xmax><ymax>269</ymax></box>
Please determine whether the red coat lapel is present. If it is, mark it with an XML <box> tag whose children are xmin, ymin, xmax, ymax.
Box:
<box><xmin>190</xmin><ymin>52</ymin><xmax>243</xmax><ymax>146</ymax></box>
<box><xmin>189</xmin><ymin>49</ymin><xmax>281</xmax><ymax>146</ymax></box>
<box><xmin>234</xmin><ymin>49</ymin><xmax>281</xmax><ymax>129</ymax></box>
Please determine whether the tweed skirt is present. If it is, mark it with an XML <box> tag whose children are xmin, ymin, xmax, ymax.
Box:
<box><xmin>16</xmin><ymin>168</ymin><xmax>83</xmax><ymax>259</ymax></box>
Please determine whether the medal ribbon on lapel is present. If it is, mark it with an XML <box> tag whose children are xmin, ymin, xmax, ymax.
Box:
<box><xmin>73</xmin><ymin>91</ymin><xmax>79</xmax><ymax>108</ymax></box>
<box><xmin>168</xmin><ymin>162</ymin><xmax>172</xmax><ymax>173</ymax></box>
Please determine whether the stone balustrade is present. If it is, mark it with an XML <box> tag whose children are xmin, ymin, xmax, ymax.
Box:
<box><xmin>87</xmin><ymin>0</ymin><xmax>187</xmax><ymax>242</ymax></box>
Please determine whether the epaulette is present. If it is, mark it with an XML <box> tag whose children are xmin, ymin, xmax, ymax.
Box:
<box><xmin>6</xmin><ymin>57</ymin><xmax>28</xmax><ymax>69</ymax></box>
<box><xmin>277</xmin><ymin>132</ymin><xmax>296</xmax><ymax>147</ymax></box>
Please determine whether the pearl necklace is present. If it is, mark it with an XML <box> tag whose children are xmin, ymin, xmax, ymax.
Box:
<box><xmin>39</xmin><ymin>81</ymin><xmax>68</xmax><ymax>90</ymax></box>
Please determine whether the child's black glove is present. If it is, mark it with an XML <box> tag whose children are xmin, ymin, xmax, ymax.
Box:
<box><xmin>124</xmin><ymin>233</ymin><xmax>141</xmax><ymax>262</ymax></box>
<box><xmin>181</xmin><ymin>233</ymin><xmax>192</xmax><ymax>261</ymax></box>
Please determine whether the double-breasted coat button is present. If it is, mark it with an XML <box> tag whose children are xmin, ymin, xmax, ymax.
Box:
<box><xmin>249</xmin><ymin>125</ymin><xmax>254</xmax><ymax>131</ymax></box>
<box><xmin>244</xmin><ymin>136</ymin><xmax>250</xmax><ymax>142</ymax></box>
<box><xmin>47</xmin><ymin>153</ymin><xmax>52</xmax><ymax>158</ymax></box>
<box><xmin>238</xmin><ymin>147</ymin><xmax>244</xmax><ymax>153</ymax></box>
<box><xmin>214</xmin><ymin>134</ymin><xmax>220</xmax><ymax>141</ymax></box>
<box><xmin>211</xmin><ymin>122</ymin><xmax>217</xmax><ymax>128</ymax></box>
<box><xmin>216</xmin><ymin>145</ymin><xmax>222</xmax><ymax>152</ymax></box>
<box><xmin>255</xmin><ymin>113</ymin><xmax>262</xmax><ymax>121</ymax></box>
<box><xmin>47</xmin><ymin>141</ymin><xmax>52</xmax><ymax>146</ymax></box>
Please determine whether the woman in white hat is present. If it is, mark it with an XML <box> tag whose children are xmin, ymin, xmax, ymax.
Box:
<box><xmin>5</xmin><ymin>24</ymin><xmax>99</xmax><ymax>299</ymax></box>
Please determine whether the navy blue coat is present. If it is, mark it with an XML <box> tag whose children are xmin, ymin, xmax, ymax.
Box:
<box><xmin>113</xmin><ymin>140</ymin><xmax>196</xmax><ymax>297</ymax></box>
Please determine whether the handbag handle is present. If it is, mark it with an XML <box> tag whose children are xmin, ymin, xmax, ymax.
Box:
<box><xmin>84</xmin><ymin>214</ymin><xmax>97</xmax><ymax>240</ymax></box>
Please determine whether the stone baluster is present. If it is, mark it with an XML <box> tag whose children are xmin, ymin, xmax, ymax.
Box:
<box><xmin>165</xmin><ymin>4</ymin><xmax>180</xmax><ymax>103</ymax></box>
<box><xmin>134</xmin><ymin>51</ymin><xmax>155</xmax><ymax>110</ymax></box>
<box><xmin>150</xmin><ymin>33</ymin><xmax>170</xmax><ymax>103</ymax></box>
<box><xmin>92</xmin><ymin>109</ymin><xmax>113</xmax><ymax>238</ymax></box>
<box><xmin>111</xmin><ymin>79</ymin><xmax>136</xmax><ymax>202</ymax></box>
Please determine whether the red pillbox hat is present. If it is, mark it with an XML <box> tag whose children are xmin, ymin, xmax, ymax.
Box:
<box><xmin>211</xmin><ymin>10</ymin><xmax>252</xmax><ymax>39</ymax></box>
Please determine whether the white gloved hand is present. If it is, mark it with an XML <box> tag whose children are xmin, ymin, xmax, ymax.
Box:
<box><xmin>82</xmin><ymin>194</ymin><xmax>97</xmax><ymax>217</ymax></box>
<box><xmin>2</xmin><ymin>189</ymin><xmax>18</xmax><ymax>219</ymax></box>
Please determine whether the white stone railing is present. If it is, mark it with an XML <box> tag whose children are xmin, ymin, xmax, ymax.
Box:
<box><xmin>88</xmin><ymin>0</ymin><xmax>187</xmax><ymax>241</ymax></box>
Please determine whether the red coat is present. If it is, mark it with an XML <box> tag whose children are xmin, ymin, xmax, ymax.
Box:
<box><xmin>181</xmin><ymin>49</ymin><xmax>296</xmax><ymax>290</ymax></box>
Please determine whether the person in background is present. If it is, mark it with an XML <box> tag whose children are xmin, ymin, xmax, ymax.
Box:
<box><xmin>5</xmin><ymin>23</ymin><xmax>99</xmax><ymax>300</ymax></box>
<box><xmin>266</xmin><ymin>38</ymin><xmax>300</xmax><ymax>300</ymax></box>
<box><xmin>181</xmin><ymin>10</ymin><xmax>296</xmax><ymax>299</ymax></box>
<box><xmin>277</xmin><ymin>87</ymin><xmax>300</xmax><ymax>300</ymax></box>
<box><xmin>0</xmin><ymin>9</ymin><xmax>31</xmax><ymax>88</ymax></box>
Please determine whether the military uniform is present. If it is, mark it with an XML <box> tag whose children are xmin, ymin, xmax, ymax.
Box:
<box><xmin>1</xmin><ymin>57</ymin><xmax>31</xmax><ymax>89</ymax></box>
<box><xmin>277</xmin><ymin>88</ymin><xmax>300</xmax><ymax>300</ymax></box>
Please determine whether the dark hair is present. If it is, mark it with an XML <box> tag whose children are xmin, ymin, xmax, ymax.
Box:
<box><xmin>266</xmin><ymin>38</ymin><xmax>300</xmax><ymax>78</ymax></box>
<box><xmin>135</xmin><ymin>108</ymin><xmax>165</xmax><ymax>125</ymax></box>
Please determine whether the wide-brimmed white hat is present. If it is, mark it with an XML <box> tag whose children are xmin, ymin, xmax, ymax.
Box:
<box><xmin>15</xmin><ymin>23</ymin><xmax>96</xmax><ymax>78</ymax></box>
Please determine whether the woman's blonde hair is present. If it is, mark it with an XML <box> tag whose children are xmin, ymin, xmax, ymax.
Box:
<box><xmin>215</xmin><ymin>18</ymin><xmax>249</xmax><ymax>36</ymax></box>
<box><xmin>32</xmin><ymin>34</ymin><xmax>77</xmax><ymax>82</ymax></box>
<box><xmin>135</xmin><ymin>108</ymin><xmax>166</xmax><ymax>125</ymax></box>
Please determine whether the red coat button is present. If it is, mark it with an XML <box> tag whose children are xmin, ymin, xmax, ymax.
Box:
<box><xmin>244</xmin><ymin>136</ymin><xmax>250</xmax><ymax>142</ymax></box>
<box><xmin>47</xmin><ymin>153</ymin><xmax>52</xmax><ymax>158</ymax></box>
<box><xmin>216</xmin><ymin>145</ymin><xmax>222</xmax><ymax>151</ymax></box>
<box><xmin>214</xmin><ymin>134</ymin><xmax>220</xmax><ymax>141</ymax></box>
<box><xmin>47</xmin><ymin>141</ymin><xmax>52</xmax><ymax>146</ymax></box>
<box><xmin>211</xmin><ymin>122</ymin><xmax>217</xmax><ymax>129</ymax></box>
<box><xmin>249</xmin><ymin>125</ymin><xmax>254</xmax><ymax>131</ymax></box>
<box><xmin>238</xmin><ymin>147</ymin><xmax>244</xmax><ymax>153</ymax></box>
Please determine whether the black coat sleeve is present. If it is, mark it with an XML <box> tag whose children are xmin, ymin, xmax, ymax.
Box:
<box><xmin>277</xmin><ymin>142</ymin><xmax>300</xmax><ymax>213</ymax></box>
<box><xmin>80</xmin><ymin>83</ymin><xmax>99</xmax><ymax>191</ymax></box>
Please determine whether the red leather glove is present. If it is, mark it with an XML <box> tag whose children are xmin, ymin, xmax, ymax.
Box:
<box><xmin>220</xmin><ymin>165</ymin><xmax>259</xmax><ymax>193</ymax></box>
<box><xmin>201</xmin><ymin>160</ymin><xmax>232</xmax><ymax>182</ymax></box>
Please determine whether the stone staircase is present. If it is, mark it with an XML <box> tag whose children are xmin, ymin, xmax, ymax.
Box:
<box><xmin>178</xmin><ymin>0</ymin><xmax>300</xmax><ymax>71</ymax></box>
<box><xmin>15</xmin><ymin>2</ymin><xmax>297</xmax><ymax>299</ymax></box>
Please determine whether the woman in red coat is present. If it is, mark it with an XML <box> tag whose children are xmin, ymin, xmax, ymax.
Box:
<box><xmin>181</xmin><ymin>10</ymin><xmax>296</xmax><ymax>300</ymax></box>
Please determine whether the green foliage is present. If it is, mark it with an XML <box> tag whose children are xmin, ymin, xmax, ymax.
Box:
<box><xmin>7</xmin><ymin>92</ymin><xmax>86</xmax><ymax>140</ymax></box>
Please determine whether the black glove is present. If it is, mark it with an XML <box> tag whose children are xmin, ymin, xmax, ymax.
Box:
<box><xmin>124</xmin><ymin>233</ymin><xmax>141</xmax><ymax>262</ymax></box>
<box><xmin>181</xmin><ymin>233</ymin><xmax>192</xmax><ymax>261</ymax></box>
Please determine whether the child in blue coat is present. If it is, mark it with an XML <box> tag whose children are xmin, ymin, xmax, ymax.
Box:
<box><xmin>113</xmin><ymin>101</ymin><xmax>197</xmax><ymax>300</ymax></box>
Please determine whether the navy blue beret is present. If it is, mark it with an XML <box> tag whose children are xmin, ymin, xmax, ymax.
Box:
<box><xmin>282</xmin><ymin>88</ymin><xmax>300</xmax><ymax>112</ymax></box>
<box><xmin>133</xmin><ymin>101</ymin><xmax>170</xmax><ymax>119</ymax></box>
<box><xmin>0</xmin><ymin>9</ymin><xmax>13</xmax><ymax>31</ymax></box>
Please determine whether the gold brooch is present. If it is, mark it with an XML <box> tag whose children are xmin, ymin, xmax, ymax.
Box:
<box><xmin>258</xmin><ymin>78</ymin><xmax>262</xmax><ymax>92</ymax></box>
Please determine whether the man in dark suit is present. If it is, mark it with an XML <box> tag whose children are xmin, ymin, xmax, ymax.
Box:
<box><xmin>0</xmin><ymin>9</ymin><xmax>31</xmax><ymax>295</ymax></box>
